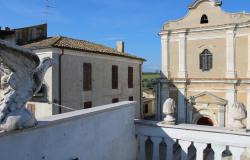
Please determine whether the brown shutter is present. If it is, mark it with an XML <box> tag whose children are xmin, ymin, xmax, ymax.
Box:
<box><xmin>112</xmin><ymin>65</ymin><xmax>118</xmax><ymax>89</ymax></box>
<box><xmin>84</xmin><ymin>101</ymin><xmax>92</xmax><ymax>109</ymax></box>
<box><xmin>83</xmin><ymin>63</ymin><xmax>92</xmax><ymax>91</ymax></box>
<box><xmin>112</xmin><ymin>98</ymin><xmax>119</xmax><ymax>103</ymax></box>
<box><xmin>128</xmin><ymin>67</ymin><xmax>133</xmax><ymax>88</ymax></box>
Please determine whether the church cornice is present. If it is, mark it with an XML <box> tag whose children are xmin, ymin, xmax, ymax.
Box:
<box><xmin>188</xmin><ymin>0</ymin><xmax>222</xmax><ymax>10</ymax></box>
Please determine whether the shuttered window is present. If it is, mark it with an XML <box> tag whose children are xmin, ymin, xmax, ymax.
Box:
<box><xmin>83</xmin><ymin>63</ymin><xmax>92</xmax><ymax>91</ymax></box>
<box><xmin>112</xmin><ymin>65</ymin><xmax>118</xmax><ymax>89</ymax></box>
<box><xmin>200</xmin><ymin>49</ymin><xmax>212</xmax><ymax>71</ymax></box>
<box><xmin>27</xmin><ymin>104</ymin><xmax>36</xmax><ymax>115</ymax></box>
<box><xmin>129</xmin><ymin>96</ymin><xmax>134</xmax><ymax>101</ymax></box>
<box><xmin>128</xmin><ymin>67</ymin><xmax>133</xmax><ymax>88</ymax></box>
<box><xmin>112</xmin><ymin>98</ymin><xmax>119</xmax><ymax>103</ymax></box>
<box><xmin>84</xmin><ymin>101</ymin><xmax>92</xmax><ymax>109</ymax></box>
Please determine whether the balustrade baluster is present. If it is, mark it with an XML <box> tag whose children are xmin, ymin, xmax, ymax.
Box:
<box><xmin>164</xmin><ymin>138</ymin><xmax>176</xmax><ymax>160</ymax></box>
<box><xmin>179</xmin><ymin>140</ymin><xmax>191</xmax><ymax>160</ymax></box>
<box><xmin>138</xmin><ymin>135</ymin><xmax>148</xmax><ymax>160</ymax></box>
<box><xmin>230</xmin><ymin>146</ymin><xmax>244</xmax><ymax>160</ymax></box>
<box><xmin>151</xmin><ymin>137</ymin><xmax>162</xmax><ymax>160</ymax></box>
<box><xmin>212</xmin><ymin>144</ymin><xmax>225</xmax><ymax>160</ymax></box>
<box><xmin>193</xmin><ymin>142</ymin><xmax>207</xmax><ymax>160</ymax></box>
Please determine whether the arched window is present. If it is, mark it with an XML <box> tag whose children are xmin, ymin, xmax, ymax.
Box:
<box><xmin>200</xmin><ymin>14</ymin><xmax>208</xmax><ymax>24</ymax></box>
<box><xmin>200</xmin><ymin>49</ymin><xmax>212</xmax><ymax>71</ymax></box>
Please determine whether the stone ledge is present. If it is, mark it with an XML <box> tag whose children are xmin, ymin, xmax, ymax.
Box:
<box><xmin>0</xmin><ymin>101</ymin><xmax>137</xmax><ymax>137</ymax></box>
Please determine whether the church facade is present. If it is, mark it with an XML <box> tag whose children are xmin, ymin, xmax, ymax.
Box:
<box><xmin>159</xmin><ymin>0</ymin><xmax>250</xmax><ymax>129</ymax></box>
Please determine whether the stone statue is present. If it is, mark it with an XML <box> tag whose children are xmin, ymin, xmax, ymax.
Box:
<box><xmin>0</xmin><ymin>40</ymin><xmax>54</xmax><ymax>131</ymax></box>
<box><xmin>231</xmin><ymin>102</ymin><xmax>247</xmax><ymax>129</ymax></box>
<box><xmin>162</xmin><ymin>98</ymin><xmax>176</xmax><ymax>124</ymax></box>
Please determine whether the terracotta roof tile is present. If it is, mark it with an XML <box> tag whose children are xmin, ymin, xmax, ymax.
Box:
<box><xmin>23</xmin><ymin>36</ymin><xmax>145</xmax><ymax>61</ymax></box>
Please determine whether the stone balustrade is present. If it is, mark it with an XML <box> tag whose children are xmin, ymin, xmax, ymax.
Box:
<box><xmin>135</xmin><ymin>120</ymin><xmax>250</xmax><ymax>160</ymax></box>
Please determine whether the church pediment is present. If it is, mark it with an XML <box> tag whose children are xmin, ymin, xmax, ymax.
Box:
<box><xmin>163</xmin><ymin>0</ymin><xmax>250</xmax><ymax>30</ymax></box>
<box><xmin>189</xmin><ymin>91</ymin><xmax>227</xmax><ymax>105</ymax></box>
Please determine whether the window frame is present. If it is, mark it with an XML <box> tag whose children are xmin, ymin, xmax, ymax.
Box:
<box><xmin>128</xmin><ymin>66</ymin><xmax>133</xmax><ymax>88</ymax></box>
<box><xmin>200</xmin><ymin>14</ymin><xmax>209</xmax><ymax>24</ymax></box>
<box><xmin>112</xmin><ymin>65</ymin><xmax>118</xmax><ymax>89</ymax></box>
<box><xmin>200</xmin><ymin>49</ymin><xmax>213</xmax><ymax>71</ymax></box>
<box><xmin>83</xmin><ymin>63</ymin><xmax>92</xmax><ymax>91</ymax></box>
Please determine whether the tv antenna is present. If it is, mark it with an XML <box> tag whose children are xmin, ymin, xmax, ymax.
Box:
<box><xmin>43</xmin><ymin>0</ymin><xmax>56</xmax><ymax>23</ymax></box>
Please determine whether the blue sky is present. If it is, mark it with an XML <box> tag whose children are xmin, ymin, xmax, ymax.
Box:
<box><xmin>0</xmin><ymin>0</ymin><xmax>250</xmax><ymax>72</ymax></box>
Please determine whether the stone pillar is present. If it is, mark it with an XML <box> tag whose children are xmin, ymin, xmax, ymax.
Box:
<box><xmin>151</xmin><ymin>137</ymin><xmax>162</xmax><ymax>160</ymax></box>
<box><xmin>247</xmin><ymin>35</ymin><xmax>250</xmax><ymax>77</ymax></box>
<box><xmin>218</xmin><ymin>106</ymin><xmax>225</xmax><ymax>127</ymax></box>
<box><xmin>179</xmin><ymin>140</ymin><xmax>191</xmax><ymax>160</ymax></box>
<box><xmin>138</xmin><ymin>135</ymin><xmax>147</xmax><ymax>160</ymax></box>
<box><xmin>226</xmin><ymin>86</ymin><xmax>236</xmax><ymax>128</ymax></box>
<box><xmin>164</xmin><ymin>138</ymin><xmax>175</xmax><ymax>160</ymax></box>
<box><xmin>178</xmin><ymin>84</ymin><xmax>186</xmax><ymax>123</ymax></box>
<box><xmin>226</xmin><ymin>29</ymin><xmax>237</xmax><ymax>78</ymax></box>
<box><xmin>178</xmin><ymin>32</ymin><xmax>187</xmax><ymax>78</ymax></box>
<box><xmin>247</xmin><ymin>87</ymin><xmax>250</xmax><ymax>130</ymax></box>
<box><xmin>193</xmin><ymin>142</ymin><xmax>207</xmax><ymax>160</ymax></box>
<box><xmin>160</xmin><ymin>80</ymin><xmax>169</xmax><ymax>121</ymax></box>
<box><xmin>212</xmin><ymin>144</ymin><xmax>225</xmax><ymax>160</ymax></box>
<box><xmin>230</xmin><ymin>147</ymin><xmax>244</xmax><ymax>160</ymax></box>
<box><xmin>161</xmin><ymin>33</ymin><xmax>170</xmax><ymax>78</ymax></box>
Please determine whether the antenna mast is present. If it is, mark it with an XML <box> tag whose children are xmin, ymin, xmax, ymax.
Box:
<box><xmin>44</xmin><ymin>0</ymin><xmax>55</xmax><ymax>23</ymax></box>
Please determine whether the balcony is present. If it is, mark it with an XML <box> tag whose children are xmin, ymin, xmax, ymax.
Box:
<box><xmin>135</xmin><ymin>120</ymin><xmax>250</xmax><ymax>160</ymax></box>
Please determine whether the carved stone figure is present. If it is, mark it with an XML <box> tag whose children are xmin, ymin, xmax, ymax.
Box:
<box><xmin>162</xmin><ymin>98</ymin><xmax>176</xmax><ymax>124</ymax></box>
<box><xmin>0</xmin><ymin>40</ymin><xmax>54</xmax><ymax>131</ymax></box>
<box><xmin>231</xmin><ymin>102</ymin><xmax>247</xmax><ymax>129</ymax></box>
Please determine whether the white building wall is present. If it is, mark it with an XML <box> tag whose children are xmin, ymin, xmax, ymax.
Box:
<box><xmin>0</xmin><ymin>102</ymin><xmax>137</xmax><ymax>160</ymax></box>
<box><xmin>31</xmin><ymin>48</ymin><xmax>143</xmax><ymax>118</ymax></box>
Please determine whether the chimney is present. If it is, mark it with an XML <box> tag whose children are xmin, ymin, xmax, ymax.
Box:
<box><xmin>116</xmin><ymin>41</ymin><xmax>124</xmax><ymax>53</ymax></box>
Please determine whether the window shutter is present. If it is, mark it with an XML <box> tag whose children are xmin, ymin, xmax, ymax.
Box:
<box><xmin>83</xmin><ymin>63</ymin><xmax>92</xmax><ymax>91</ymax></box>
<box><xmin>200</xmin><ymin>54</ymin><xmax>203</xmax><ymax>70</ymax></box>
<box><xmin>112</xmin><ymin>65</ymin><xmax>118</xmax><ymax>89</ymax></box>
<box><xmin>128</xmin><ymin>67</ymin><xmax>133</xmax><ymax>88</ymax></box>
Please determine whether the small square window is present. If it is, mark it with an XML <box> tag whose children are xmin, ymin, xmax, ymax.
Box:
<box><xmin>84</xmin><ymin>101</ymin><xmax>92</xmax><ymax>109</ymax></box>
<box><xmin>129</xmin><ymin>96</ymin><xmax>133</xmax><ymax>101</ymax></box>
<box><xmin>112</xmin><ymin>98</ymin><xmax>119</xmax><ymax>103</ymax></box>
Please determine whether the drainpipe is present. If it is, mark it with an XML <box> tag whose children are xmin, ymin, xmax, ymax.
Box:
<box><xmin>58</xmin><ymin>48</ymin><xmax>64</xmax><ymax>114</ymax></box>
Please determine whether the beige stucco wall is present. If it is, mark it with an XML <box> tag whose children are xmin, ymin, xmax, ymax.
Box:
<box><xmin>163</xmin><ymin>1</ymin><xmax>250</xmax><ymax>30</ymax></box>
<box><xmin>187</xmin><ymin>38</ymin><xmax>226</xmax><ymax>78</ymax></box>
<box><xmin>169</xmin><ymin>42</ymin><xmax>179</xmax><ymax>78</ymax></box>
<box><xmin>236</xmin><ymin>36</ymin><xmax>248</xmax><ymax>78</ymax></box>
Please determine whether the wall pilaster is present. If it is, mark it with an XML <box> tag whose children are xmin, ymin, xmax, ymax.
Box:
<box><xmin>178</xmin><ymin>32</ymin><xmax>187</xmax><ymax>78</ymax></box>
<box><xmin>161</xmin><ymin>33</ymin><xmax>170</xmax><ymax>78</ymax></box>
<box><xmin>226</xmin><ymin>29</ymin><xmax>237</xmax><ymax>78</ymax></box>
<box><xmin>177</xmin><ymin>84</ymin><xmax>186</xmax><ymax>123</ymax></box>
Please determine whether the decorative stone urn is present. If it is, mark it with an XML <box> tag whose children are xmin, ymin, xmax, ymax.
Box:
<box><xmin>162</xmin><ymin>98</ymin><xmax>176</xmax><ymax>125</ymax></box>
<box><xmin>231</xmin><ymin>102</ymin><xmax>247</xmax><ymax>129</ymax></box>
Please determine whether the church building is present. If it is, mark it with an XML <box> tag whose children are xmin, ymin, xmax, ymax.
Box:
<box><xmin>158</xmin><ymin>0</ymin><xmax>250</xmax><ymax>129</ymax></box>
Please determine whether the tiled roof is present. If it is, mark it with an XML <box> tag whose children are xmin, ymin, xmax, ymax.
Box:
<box><xmin>23</xmin><ymin>36</ymin><xmax>145</xmax><ymax>61</ymax></box>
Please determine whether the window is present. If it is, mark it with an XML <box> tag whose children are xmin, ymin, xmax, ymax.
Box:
<box><xmin>112</xmin><ymin>98</ymin><xmax>119</xmax><ymax>103</ymax></box>
<box><xmin>27</xmin><ymin>104</ymin><xmax>36</xmax><ymax>115</ymax></box>
<box><xmin>129</xmin><ymin>96</ymin><xmax>134</xmax><ymax>101</ymax></box>
<box><xmin>84</xmin><ymin>101</ymin><xmax>92</xmax><ymax>109</ymax></box>
<box><xmin>83</xmin><ymin>63</ymin><xmax>92</xmax><ymax>91</ymax></box>
<box><xmin>200</xmin><ymin>49</ymin><xmax>213</xmax><ymax>71</ymax></box>
<box><xmin>128</xmin><ymin>67</ymin><xmax>133</xmax><ymax>88</ymax></box>
<box><xmin>112</xmin><ymin>65</ymin><xmax>118</xmax><ymax>89</ymax></box>
<box><xmin>143</xmin><ymin>104</ymin><xmax>149</xmax><ymax>114</ymax></box>
<box><xmin>200</xmin><ymin>14</ymin><xmax>208</xmax><ymax>24</ymax></box>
